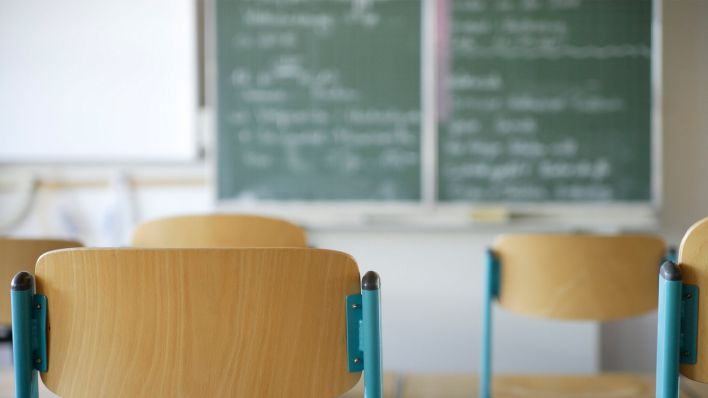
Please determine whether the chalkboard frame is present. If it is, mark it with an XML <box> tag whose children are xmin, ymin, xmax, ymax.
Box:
<box><xmin>209</xmin><ymin>0</ymin><xmax>662</xmax><ymax>228</ymax></box>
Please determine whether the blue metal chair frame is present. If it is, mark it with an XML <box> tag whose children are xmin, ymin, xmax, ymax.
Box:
<box><xmin>655</xmin><ymin>258</ymin><xmax>699</xmax><ymax>398</ymax></box>
<box><xmin>361</xmin><ymin>271</ymin><xmax>383</xmax><ymax>398</ymax></box>
<box><xmin>656</xmin><ymin>261</ymin><xmax>683</xmax><ymax>397</ymax></box>
<box><xmin>480</xmin><ymin>250</ymin><xmax>500</xmax><ymax>398</ymax></box>
<box><xmin>12</xmin><ymin>270</ymin><xmax>383</xmax><ymax>398</ymax></box>
<box><xmin>346</xmin><ymin>271</ymin><xmax>384</xmax><ymax>398</ymax></box>
<box><xmin>11</xmin><ymin>272</ymin><xmax>47</xmax><ymax>398</ymax></box>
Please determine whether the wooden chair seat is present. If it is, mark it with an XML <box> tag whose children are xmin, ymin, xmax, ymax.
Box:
<box><xmin>401</xmin><ymin>373</ymin><xmax>705</xmax><ymax>398</ymax></box>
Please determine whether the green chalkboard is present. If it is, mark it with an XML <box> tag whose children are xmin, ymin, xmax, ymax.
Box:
<box><xmin>438</xmin><ymin>0</ymin><xmax>653</xmax><ymax>203</ymax></box>
<box><xmin>216</xmin><ymin>0</ymin><xmax>422</xmax><ymax>201</ymax></box>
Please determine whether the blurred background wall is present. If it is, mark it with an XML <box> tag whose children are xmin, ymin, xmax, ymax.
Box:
<box><xmin>0</xmin><ymin>0</ymin><xmax>706</xmax><ymax>374</ymax></box>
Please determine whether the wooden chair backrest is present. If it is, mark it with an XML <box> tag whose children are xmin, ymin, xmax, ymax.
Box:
<box><xmin>0</xmin><ymin>238</ymin><xmax>81</xmax><ymax>324</ymax></box>
<box><xmin>36</xmin><ymin>248</ymin><xmax>360</xmax><ymax>397</ymax></box>
<box><xmin>131</xmin><ymin>214</ymin><xmax>307</xmax><ymax>248</ymax></box>
<box><xmin>678</xmin><ymin>217</ymin><xmax>708</xmax><ymax>382</ymax></box>
<box><xmin>493</xmin><ymin>234</ymin><xmax>666</xmax><ymax>320</ymax></box>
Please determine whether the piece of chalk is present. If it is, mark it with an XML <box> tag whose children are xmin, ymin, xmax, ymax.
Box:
<box><xmin>469</xmin><ymin>207</ymin><xmax>511</xmax><ymax>223</ymax></box>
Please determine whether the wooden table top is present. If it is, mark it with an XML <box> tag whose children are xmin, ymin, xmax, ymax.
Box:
<box><xmin>1</xmin><ymin>369</ymin><xmax>706</xmax><ymax>398</ymax></box>
<box><xmin>400</xmin><ymin>373</ymin><xmax>708</xmax><ymax>398</ymax></box>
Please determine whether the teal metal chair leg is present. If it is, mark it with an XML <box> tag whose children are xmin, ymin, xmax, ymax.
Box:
<box><xmin>362</xmin><ymin>271</ymin><xmax>382</xmax><ymax>398</ymax></box>
<box><xmin>11</xmin><ymin>272</ymin><xmax>39</xmax><ymax>398</ymax></box>
<box><xmin>481</xmin><ymin>250</ymin><xmax>500</xmax><ymax>398</ymax></box>
<box><xmin>656</xmin><ymin>261</ymin><xmax>682</xmax><ymax>398</ymax></box>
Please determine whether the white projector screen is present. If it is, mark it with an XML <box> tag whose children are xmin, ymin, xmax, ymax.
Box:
<box><xmin>0</xmin><ymin>0</ymin><xmax>197</xmax><ymax>162</ymax></box>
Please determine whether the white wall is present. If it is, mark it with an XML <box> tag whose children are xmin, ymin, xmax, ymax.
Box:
<box><xmin>0</xmin><ymin>0</ymin><xmax>197</xmax><ymax>162</ymax></box>
<box><xmin>1</xmin><ymin>0</ymin><xmax>707</xmax><ymax>374</ymax></box>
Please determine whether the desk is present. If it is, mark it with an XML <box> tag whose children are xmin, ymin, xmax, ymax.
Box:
<box><xmin>401</xmin><ymin>374</ymin><xmax>707</xmax><ymax>398</ymax></box>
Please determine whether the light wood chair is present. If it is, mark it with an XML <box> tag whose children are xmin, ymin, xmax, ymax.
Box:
<box><xmin>11</xmin><ymin>248</ymin><xmax>382</xmax><ymax>398</ymax></box>
<box><xmin>481</xmin><ymin>234</ymin><xmax>667</xmax><ymax>398</ymax></box>
<box><xmin>0</xmin><ymin>238</ymin><xmax>81</xmax><ymax>336</ymax></box>
<box><xmin>131</xmin><ymin>214</ymin><xmax>307</xmax><ymax>248</ymax></box>
<box><xmin>657</xmin><ymin>217</ymin><xmax>708</xmax><ymax>397</ymax></box>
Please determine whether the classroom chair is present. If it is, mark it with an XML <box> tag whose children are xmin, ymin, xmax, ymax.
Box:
<box><xmin>481</xmin><ymin>234</ymin><xmax>667</xmax><ymax>398</ymax></box>
<box><xmin>656</xmin><ymin>217</ymin><xmax>708</xmax><ymax>397</ymax></box>
<box><xmin>0</xmin><ymin>238</ymin><xmax>82</xmax><ymax>341</ymax></box>
<box><xmin>131</xmin><ymin>214</ymin><xmax>307</xmax><ymax>248</ymax></box>
<box><xmin>11</xmin><ymin>248</ymin><xmax>382</xmax><ymax>398</ymax></box>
